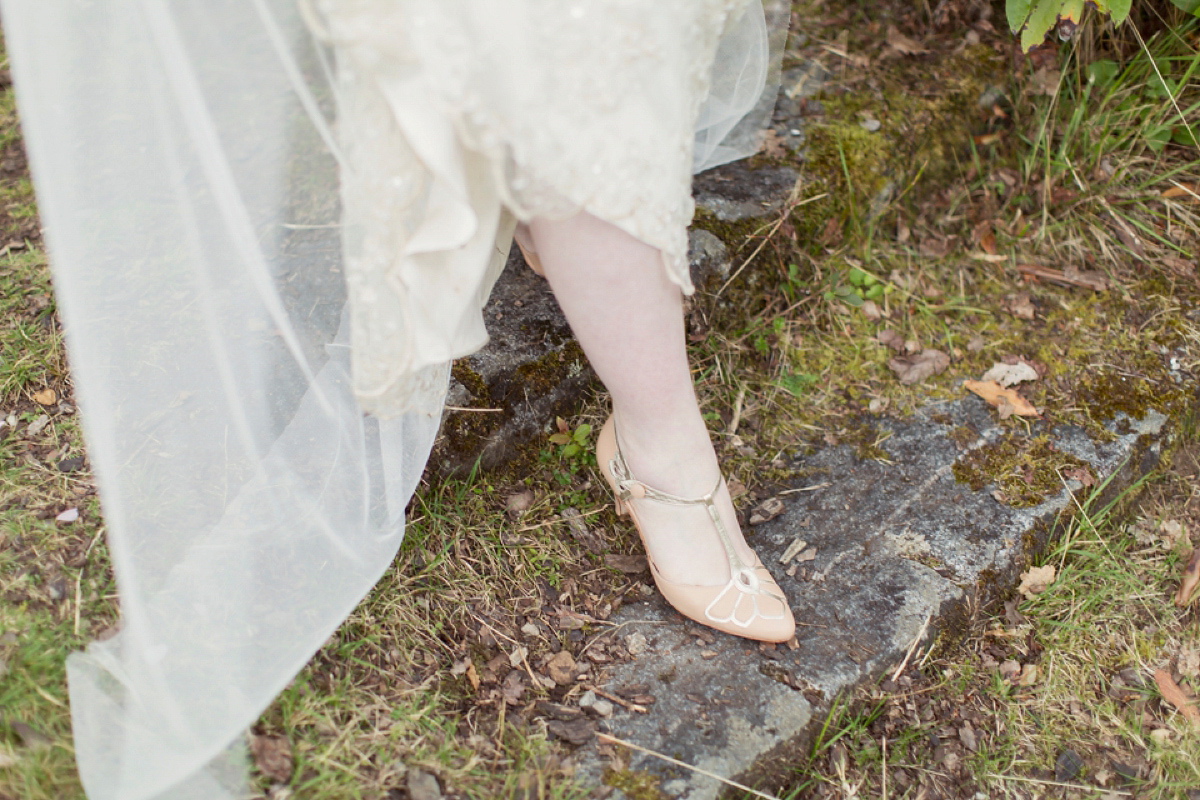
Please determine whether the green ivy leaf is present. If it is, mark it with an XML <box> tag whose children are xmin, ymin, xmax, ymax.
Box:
<box><xmin>1170</xmin><ymin>0</ymin><xmax>1200</xmax><ymax>13</ymax></box>
<box><xmin>1086</xmin><ymin>59</ymin><xmax>1120</xmax><ymax>88</ymax></box>
<box><xmin>1007</xmin><ymin>0</ymin><xmax>1033</xmax><ymax>32</ymax></box>
<box><xmin>1098</xmin><ymin>0</ymin><xmax>1133</xmax><ymax>24</ymax></box>
<box><xmin>1021</xmin><ymin>0</ymin><xmax>1062</xmax><ymax>52</ymax></box>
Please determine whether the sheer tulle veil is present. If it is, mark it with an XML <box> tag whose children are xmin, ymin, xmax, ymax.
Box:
<box><xmin>0</xmin><ymin>1</ymin><xmax>786</xmax><ymax>797</ymax></box>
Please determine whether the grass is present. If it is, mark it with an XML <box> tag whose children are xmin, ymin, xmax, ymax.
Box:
<box><xmin>3</xmin><ymin>1</ymin><xmax>1200</xmax><ymax>798</ymax></box>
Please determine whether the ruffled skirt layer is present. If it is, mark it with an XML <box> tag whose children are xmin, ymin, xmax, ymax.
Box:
<box><xmin>310</xmin><ymin>0</ymin><xmax>778</xmax><ymax>415</ymax></box>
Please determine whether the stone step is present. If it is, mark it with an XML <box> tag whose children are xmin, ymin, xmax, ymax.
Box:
<box><xmin>572</xmin><ymin>399</ymin><xmax>1183</xmax><ymax>798</ymax></box>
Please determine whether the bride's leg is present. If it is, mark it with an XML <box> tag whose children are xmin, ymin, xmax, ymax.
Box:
<box><xmin>527</xmin><ymin>212</ymin><xmax>756</xmax><ymax>587</ymax></box>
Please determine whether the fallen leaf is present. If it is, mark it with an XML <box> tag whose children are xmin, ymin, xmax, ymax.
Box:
<box><xmin>1017</xmin><ymin>564</ymin><xmax>1056</xmax><ymax>599</ymax></box>
<box><xmin>1018</xmin><ymin>663</ymin><xmax>1039</xmax><ymax>686</ymax></box>
<box><xmin>249</xmin><ymin>734</ymin><xmax>294</xmax><ymax>783</ymax></box>
<box><xmin>32</xmin><ymin>389</ymin><xmax>57</xmax><ymax>406</ymax></box>
<box><xmin>508</xmin><ymin>645</ymin><xmax>529</xmax><ymax>668</ymax></box>
<box><xmin>886</xmin><ymin>24</ymin><xmax>927</xmax><ymax>55</ymax></box>
<box><xmin>963</xmin><ymin>379</ymin><xmax>1040</xmax><ymax>419</ymax></box>
<box><xmin>465</xmin><ymin>661</ymin><xmax>480</xmax><ymax>691</ymax></box>
<box><xmin>502</xmin><ymin>670</ymin><xmax>525</xmax><ymax>705</ymax></box>
<box><xmin>26</xmin><ymin>414</ymin><xmax>50</xmax><ymax>436</ymax></box>
<box><xmin>888</xmin><ymin>349</ymin><xmax>950</xmax><ymax>385</ymax></box>
<box><xmin>1062</xmin><ymin>466</ymin><xmax>1096</xmax><ymax>488</ymax></box>
<box><xmin>861</xmin><ymin>300</ymin><xmax>882</xmax><ymax>321</ymax></box>
<box><xmin>749</xmin><ymin>496</ymin><xmax>785</xmax><ymax>525</ymax></box>
<box><xmin>505</xmin><ymin>489</ymin><xmax>534</xmax><ymax>517</ymax></box>
<box><xmin>546</xmin><ymin>717</ymin><xmax>595</xmax><ymax>745</ymax></box>
<box><xmin>55</xmin><ymin>508</ymin><xmax>79</xmax><ymax>524</ymax></box>
<box><xmin>980</xmin><ymin>229</ymin><xmax>998</xmax><ymax>255</ymax></box>
<box><xmin>1176</xmin><ymin>547</ymin><xmax>1200</xmax><ymax>607</ymax></box>
<box><xmin>967</xmin><ymin>336</ymin><xmax>985</xmax><ymax>353</ymax></box>
<box><xmin>1162</xmin><ymin>183</ymin><xmax>1200</xmax><ymax>201</ymax></box>
<box><xmin>546</xmin><ymin>651</ymin><xmax>577</xmax><ymax>686</ymax></box>
<box><xmin>981</xmin><ymin>361</ymin><xmax>1039</xmax><ymax>387</ymax></box>
<box><xmin>1029</xmin><ymin>66</ymin><xmax>1061</xmax><ymax>96</ymax></box>
<box><xmin>1154</xmin><ymin>669</ymin><xmax>1200</xmax><ymax>727</ymax></box>
<box><xmin>877</xmin><ymin>329</ymin><xmax>905</xmax><ymax>352</ymax></box>
<box><xmin>1004</xmin><ymin>293</ymin><xmax>1035</xmax><ymax>319</ymax></box>
<box><xmin>604</xmin><ymin>553</ymin><xmax>647</xmax><ymax>574</ymax></box>
<box><xmin>999</xmin><ymin>659</ymin><xmax>1021</xmax><ymax>681</ymax></box>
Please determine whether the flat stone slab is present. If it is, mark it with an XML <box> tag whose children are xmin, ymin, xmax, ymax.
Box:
<box><xmin>574</xmin><ymin>397</ymin><xmax>1183</xmax><ymax>798</ymax></box>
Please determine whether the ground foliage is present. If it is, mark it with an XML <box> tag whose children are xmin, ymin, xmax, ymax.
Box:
<box><xmin>2</xmin><ymin>0</ymin><xmax>1200</xmax><ymax>798</ymax></box>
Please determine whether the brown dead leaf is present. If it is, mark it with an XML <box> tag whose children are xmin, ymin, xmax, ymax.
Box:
<box><xmin>963</xmin><ymin>379</ymin><xmax>1040</xmax><ymax>419</ymax></box>
<box><xmin>1062</xmin><ymin>466</ymin><xmax>1096</xmax><ymax>488</ymax></box>
<box><xmin>886</xmin><ymin>24</ymin><xmax>928</xmax><ymax>55</ymax></box>
<box><xmin>1154</xmin><ymin>668</ymin><xmax>1200</xmax><ymax>727</ymax></box>
<box><xmin>1004</xmin><ymin>293</ymin><xmax>1035</xmax><ymax>319</ymax></box>
<box><xmin>888</xmin><ymin>349</ymin><xmax>950</xmax><ymax>385</ymax></box>
<box><xmin>32</xmin><ymin>389</ymin><xmax>57</xmax><ymax>406</ymax></box>
<box><xmin>546</xmin><ymin>651</ymin><xmax>578</xmax><ymax>686</ymax></box>
<box><xmin>1017</xmin><ymin>564</ymin><xmax>1056</xmax><ymax>599</ymax></box>
<box><xmin>980</xmin><ymin>229</ymin><xmax>998</xmax><ymax>255</ymax></box>
<box><xmin>877</xmin><ymin>329</ymin><xmax>905</xmax><ymax>352</ymax></box>
<box><xmin>1162</xmin><ymin>183</ymin><xmax>1200</xmax><ymax>201</ymax></box>
<box><xmin>1029</xmin><ymin>66</ymin><xmax>1061</xmax><ymax>96</ymax></box>
<box><xmin>250</xmin><ymin>734</ymin><xmax>294</xmax><ymax>783</ymax></box>
<box><xmin>502</xmin><ymin>670</ymin><xmax>526</xmax><ymax>705</ymax></box>
<box><xmin>505</xmin><ymin>489</ymin><xmax>535</xmax><ymax>518</ymax></box>
<box><xmin>604</xmin><ymin>553</ymin><xmax>648</xmax><ymax>574</ymax></box>
<box><xmin>1176</xmin><ymin>547</ymin><xmax>1200</xmax><ymax>607</ymax></box>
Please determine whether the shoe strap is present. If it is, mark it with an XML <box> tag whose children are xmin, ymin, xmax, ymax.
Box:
<box><xmin>607</xmin><ymin>428</ymin><xmax>750</xmax><ymax>580</ymax></box>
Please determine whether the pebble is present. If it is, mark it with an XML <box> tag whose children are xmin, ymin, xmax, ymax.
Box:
<box><xmin>579</xmin><ymin>690</ymin><xmax>614</xmax><ymax>718</ymax></box>
<box><xmin>625</xmin><ymin>632</ymin><xmax>648</xmax><ymax>656</ymax></box>
<box><xmin>406</xmin><ymin>769</ymin><xmax>442</xmax><ymax>800</ymax></box>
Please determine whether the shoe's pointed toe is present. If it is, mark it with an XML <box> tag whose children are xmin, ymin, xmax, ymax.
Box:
<box><xmin>597</xmin><ymin>416</ymin><xmax>798</xmax><ymax>644</ymax></box>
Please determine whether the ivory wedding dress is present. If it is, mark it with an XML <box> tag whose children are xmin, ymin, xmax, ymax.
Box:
<box><xmin>1</xmin><ymin>1</ymin><xmax>785</xmax><ymax>797</ymax></box>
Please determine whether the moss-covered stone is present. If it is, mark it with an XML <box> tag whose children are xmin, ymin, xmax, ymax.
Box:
<box><xmin>952</xmin><ymin>434</ymin><xmax>1091</xmax><ymax>508</ymax></box>
<box><xmin>603</xmin><ymin>769</ymin><xmax>667</xmax><ymax>800</ymax></box>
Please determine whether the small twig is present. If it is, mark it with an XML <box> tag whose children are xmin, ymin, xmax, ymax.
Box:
<box><xmin>83</xmin><ymin>526</ymin><xmax>106</xmax><ymax>561</ymax></box>
<box><xmin>597</xmin><ymin>732</ymin><xmax>781</xmax><ymax>799</ymax></box>
<box><xmin>778</xmin><ymin>482</ymin><xmax>832</xmax><ymax>495</ymax></box>
<box><xmin>517</xmin><ymin>506</ymin><xmax>604</xmax><ymax>533</ymax></box>
<box><xmin>727</xmin><ymin>386</ymin><xmax>746</xmax><ymax>436</ymax></box>
<box><xmin>73</xmin><ymin>574</ymin><xmax>82</xmax><ymax>636</ymax></box>
<box><xmin>444</xmin><ymin>406</ymin><xmax>505</xmax><ymax>413</ymax></box>
<box><xmin>716</xmin><ymin>191</ymin><xmax>828</xmax><ymax>297</ymax></box>
<box><xmin>33</xmin><ymin>684</ymin><xmax>66</xmax><ymax>709</ymax></box>
<box><xmin>890</xmin><ymin>610</ymin><xmax>932</xmax><ymax>682</ymax></box>
<box><xmin>881</xmin><ymin>736</ymin><xmax>888</xmax><ymax>800</ymax></box>
<box><xmin>586</xmin><ymin>686</ymin><xmax>649</xmax><ymax>714</ymax></box>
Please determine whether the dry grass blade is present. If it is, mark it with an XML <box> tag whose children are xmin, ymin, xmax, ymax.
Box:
<box><xmin>596</xmin><ymin>733</ymin><xmax>781</xmax><ymax>799</ymax></box>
